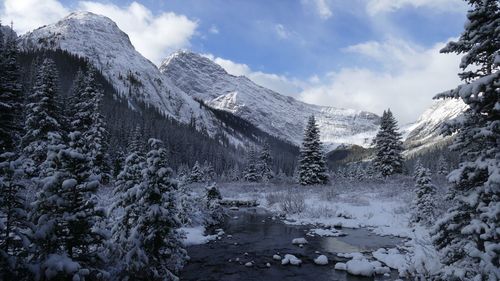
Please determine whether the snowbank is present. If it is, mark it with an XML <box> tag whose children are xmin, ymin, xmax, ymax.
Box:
<box><xmin>180</xmin><ymin>226</ymin><xmax>218</xmax><ymax>246</ymax></box>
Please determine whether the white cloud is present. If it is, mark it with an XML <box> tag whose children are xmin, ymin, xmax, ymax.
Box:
<box><xmin>275</xmin><ymin>24</ymin><xmax>290</xmax><ymax>39</ymax></box>
<box><xmin>1</xmin><ymin>0</ymin><xmax>198</xmax><ymax>65</ymax></box>
<box><xmin>79</xmin><ymin>1</ymin><xmax>197</xmax><ymax>64</ymax></box>
<box><xmin>299</xmin><ymin>39</ymin><xmax>461</xmax><ymax>123</ymax></box>
<box><xmin>203</xmin><ymin>54</ymin><xmax>302</xmax><ymax>96</ymax></box>
<box><xmin>1</xmin><ymin>0</ymin><xmax>69</xmax><ymax>34</ymax></box>
<box><xmin>209</xmin><ymin>24</ymin><xmax>219</xmax><ymax>34</ymax></box>
<box><xmin>301</xmin><ymin>0</ymin><xmax>333</xmax><ymax>19</ymax></box>
<box><xmin>366</xmin><ymin>0</ymin><xmax>466</xmax><ymax>15</ymax></box>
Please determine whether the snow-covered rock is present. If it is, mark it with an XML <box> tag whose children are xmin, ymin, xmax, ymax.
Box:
<box><xmin>313</xmin><ymin>255</ymin><xmax>329</xmax><ymax>265</ymax></box>
<box><xmin>273</xmin><ymin>254</ymin><xmax>281</xmax><ymax>260</ymax></box>
<box><xmin>334</xmin><ymin>262</ymin><xmax>347</xmax><ymax>270</ymax></box>
<box><xmin>346</xmin><ymin>259</ymin><xmax>375</xmax><ymax>277</ymax></box>
<box><xmin>307</xmin><ymin>228</ymin><xmax>343</xmax><ymax>237</ymax></box>
<box><xmin>281</xmin><ymin>254</ymin><xmax>302</xmax><ymax>266</ymax></box>
<box><xmin>292</xmin><ymin>238</ymin><xmax>308</xmax><ymax>245</ymax></box>
<box><xmin>160</xmin><ymin>50</ymin><xmax>381</xmax><ymax>150</ymax></box>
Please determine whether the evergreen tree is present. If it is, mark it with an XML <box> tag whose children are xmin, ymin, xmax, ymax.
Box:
<box><xmin>0</xmin><ymin>152</ymin><xmax>30</xmax><ymax>279</ymax></box>
<box><xmin>124</xmin><ymin>139</ymin><xmax>187</xmax><ymax>280</ymax></box>
<box><xmin>31</xmin><ymin>131</ymin><xmax>107</xmax><ymax>280</ymax></box>
<box><xmin>436</xmin><ymin>155</ymin><xmax>449</xmax><ymax>176</ymax></box>
<box><xmin>432</xmin><ymin>1</ymin><xmax>499</xmax><ymax>279</ymax></box>
<box><xmin>0</xmin><ymin>25</ymin><xmax>23</xmax><ymax>154</ymax></box>
<box><xmin>298</xmin><ymin>116</ymin><xmax>328</xmax><ymax>185</ymax></box>
<box><xmin>203</xmin><ymin>183</ymin><xmax>225</xmax><ymax>227</ymax></box>
<box><xmin>257</xmin><ymin>142</ymin><xmax>273</xmax><ymax>182</ymax></box>
<box><xmin>201</xmin><ymin>161</ymin><xmax>215</xmax><ymax>183</ymax></box>
<box><xmin>21</xmin><ymin>58</ymin><xmax>64</xmax><ymax>171</ymax></box>
<box><xmin>411</xmin><ymin>162</ymin><xmax>437</xmax><ymax>227</ymax></box>
<box><xmin>243</xmin><ymin>146</ymin><xmax>260</xmax><ymax>182</ymax></box>
<box><xmin>111</xmin><ymin>151</ymin><xmax>145</xmax><ymax>268</ymax></box>
<box><xmin>372</xmin><ymin>109</ymin><xmax>404</xmax><ymax>177</ymax></box>
<box><xmin>228</xmin><ymin>164</ymin><xmax>240</xmax><ymax>182</ymax></box>
<box><xmin>187</xmin><ymin>161</ymin><xmax>204</xmax><ymax>183</ymax></box>
<box><xmin>127</xmin><ymin>125</ymin><xmax>144</xmax><ymax>155</ymax></box>
<box><xmin>71</xmin><ymin>69</ymin><xmax>110</xmax><ymax>181</ymax></box>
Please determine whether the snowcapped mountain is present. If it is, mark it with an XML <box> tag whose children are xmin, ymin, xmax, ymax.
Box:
<box><xmin>402</xmin><ymin>99</ymin><xmax>467</xmax><ymax>154</ymax></box>
<box><xmin>17</xmin><ymin>12</ymin><xmax>221</xmax><ymax>135</ymax></box>
<box><xmin>160</xmin><ymin>50</ymin><xmax>380</xmax><ymax>149</ymax></box>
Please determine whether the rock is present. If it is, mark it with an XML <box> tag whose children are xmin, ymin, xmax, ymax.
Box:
<box><xmin>266</xmin><ymin>263</ymin><xmax>271</xmax><ymax>268</ymax></box>
<box><xmin>334</xmin><ymin>262</ymin><xmax>347</xmax><ymax>271</ymax></box>
<box><xmin>314</xmin><ymin>255</ymin><xmax>328</xmax><ymax>265</ymax></box>
<box><xmin>281</xmin><ymin>254</ymin><xmax>302</xmax><ymax>266</ymax></box>
<box><xmin>292</xmin><ymin>238</ymin><xmax>308</xmax><ymax>245</ymax></box>
<box><xmin>245</xmin><ymin>262</ymin><xmax>253</xmax><ymax>267</ymax></box>
<box><xmin>273</xmin><ymin>254</ymin><xmax>281</xmax><ymax>260</ymax></box>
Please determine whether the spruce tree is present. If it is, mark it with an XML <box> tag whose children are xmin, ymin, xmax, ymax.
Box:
<box><xmin>21</xmin><ymin>58</ymin><xmax>64</xmax><ymax>171</ymax></box>
<box><xmin>204</xmin><ymin>183</ymin><xmax>225</xmax><ymax>227</ymax></box>
<box><xmin>0</xmin><ymin>25</ymin><xmax>23</xmax><ymax>154</ymax></box>
<box><xmin>431</xmin><ymin>1</ymin><xmax>499</xmax><ymax>279</ymax></box>
<box><xmin>187</xmin><ymin>161</ymin><xmax>204</xmax><ymax>183</ymax></box>
<box><xmin>372</xmin><ymin>109</ymin><xmax>404</xmax><ymax>177</ymax></box>
<box><xmin>243</xmin><ymin>146</ymin><xmax>260</xmax><ymax>182</ymax></box>
<box><xmin>298</xmin><ymin>115</ymin><xmax>328</xmax><ymax>185</ymax></box>
<box><xmin>71</xmin><ymin>69</ymin><xmax>110</xmax><ymax>181</ymax></box>
<box><xmin>124</xmin><ymin>139</ymin><xmax>187</xmax><ymax>280</ymax></box>
<box><xmin>258</xmin><ymin>142</ymin><xmax>273</xmax><ymax>182</ymax></box>
<box><xmin>111</xmin><ymin>151</ymin><xmax>145</xmax><ymax>265</ymax></box>
<box><xmin>31</xmin><ymin>132</ymin><xmax>106</xmax><ymax>280</ymax></box>
<box><xmin>411</xmin><ymin>162</ymin><xmax>437</xmax><ymax>227</ymax></box>
<box><xmin>436</xmin><ymin>155</ymin><xmax>448</xmax><ymax>176</ymax></box>
<box><xmin>0</xmin><ymin>152</ymin><xmax>30</xmax><ymax>279</ymax></box>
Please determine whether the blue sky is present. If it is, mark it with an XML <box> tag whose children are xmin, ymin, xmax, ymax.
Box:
<box><xmin>1</xmin><ymin>0</ymin><xmax>468</xmax><ymax>122</ymax></box>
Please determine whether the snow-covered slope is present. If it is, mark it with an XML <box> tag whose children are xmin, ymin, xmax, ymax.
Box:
<box><xmin>402</xmin><ymin>99</ymin><xmax>467</xmax><ymax>154</ymax></box>
<box><xmin>160</xmin><ymin>50</ymin><xmax>380</xmax><ymax>149</ymax></box>
<box><xmin>17</xmin><ymin>12</ymin><xmax>219</xmax><ymax>134</ymax></box>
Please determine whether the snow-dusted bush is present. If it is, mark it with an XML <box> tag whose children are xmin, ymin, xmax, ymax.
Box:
<box><xmin>279</xmin><ymin>192</ymin><xmax>306</xmax><ymax>214</ymax></box>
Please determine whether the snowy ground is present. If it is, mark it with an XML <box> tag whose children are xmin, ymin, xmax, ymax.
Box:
<box><xmin>212</xmin><ymin>176</ymin><xmax>449</xmax><ymax>278</ymax></box>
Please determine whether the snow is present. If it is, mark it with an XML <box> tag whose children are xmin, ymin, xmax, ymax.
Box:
<box><xmin>180</xmin><ymin>226</ymin><xmax>218</xmax><ymax>246</ymax></box>
<box><xmin>273</xmin><ymin>254</ymin><xmax>281</xmax><ymax>260</ymax></box>
<box><xmin>307</xmin><ymin>228</ymin><xmax>343</xmax><ymax>237</ymax></box>
<box><xmin>334</xmin><ymin>262</ymin><xmax>346</xmax><ymax>270</ymax></box>
<box><xmin>346</xmin><ymin>259</ymin><xmax>374</xmax><ymax>277</ymax></box>
<box><xmin>43</xmin><ymin>254</ymin><xmax>81</xmax><ymax>279</ymax></box>
<box><xmin>281</xmin><ymin>254</ymin><xmax>302</xmax><ymax>266</ymax></box>
<box><xmin>291</xmin><ymin>237</ymin><xmax>308</xmax><ymax>245</ymax></box>
<box><xmin>313</xmin><ymin>255</ymin><xmax>328</xmax><ymax>265</ymax></box>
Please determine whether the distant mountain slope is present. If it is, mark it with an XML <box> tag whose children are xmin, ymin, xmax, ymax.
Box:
<box><xmin>402</xmin><ymin>99</ymin><xmax>467</xmax><ymax>155</ymax></box>
<box><xmin>160</xmin><ymin>50</ymin><xmax>381</xmax><ymax>149</ymax></box>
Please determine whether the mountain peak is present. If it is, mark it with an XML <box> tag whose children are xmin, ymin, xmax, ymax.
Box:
<box><xmin>160</xmin><ymin>50</ymin><xmax>229</xmax><ymax>78</ymax></box>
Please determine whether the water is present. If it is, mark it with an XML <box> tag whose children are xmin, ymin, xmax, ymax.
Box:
<box><xmin>181</xmin><ymin>207</ymin><xmax>404</xmax><ymax>281</ymax></box>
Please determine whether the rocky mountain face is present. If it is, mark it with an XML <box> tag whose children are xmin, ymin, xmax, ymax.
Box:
<box><xmin>160</xmin><ymin>50</ymin><xmax>381</xmax><ymax>149</ymax></box>
<box><xmin>402</xmin><ymin>99</ymin><xmax>467</xmax><ymax>155</ymax></box>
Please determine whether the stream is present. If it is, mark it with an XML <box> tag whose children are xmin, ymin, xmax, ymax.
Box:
<box><xmin>181</xmin><ymin>207</ymin><xmax>405</xmax><ymax>281</ymax></box>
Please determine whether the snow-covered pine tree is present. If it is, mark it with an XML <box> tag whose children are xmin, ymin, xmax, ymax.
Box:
<box><xmin>127</xmin><ymin>125</ymin><xmax>144</xmax><ymax>155</ymax></box>
<box><xmin>201</xmin><ymin>161</ymin><xmax>215</xmax><ymax>183</ymax></box>
<box><xmin>0</xmin><ymin>152</ymin><xmax>30</xmax><ymax>279</ymax></box>
<box><xmin>111</xmin><ymin>151</ymin><xmax>145</xmax><ymax>265</ymax></box>
<box><xmin>411</xmin><ymin>162</ymin><xmax>437</xmax><ymax>227</ymax></box>
<box><xmin>203</xmin><ymin>183</ymin><xmax>225</xmax><ymax>227</ymax></box>
<box><xmin>31</xmin><ymin>131</ymin><xmax>107</xmax><ymax>280</ymax></box>
<box><xmin>243</xmin><ymin>146</ymin><xmax>260</xmax><ymax>182</ymax></box>
<box><xmin>21</xmin><ymin>58</ymin><xmax>64</xmax><ymax>172</ymax></box>
<box><xmin>431</xmin><ymin>1</ymin><xmax>500</xmax><ymax>279</ymax></box>
<box><xmin>124</xmin><ymin>139</ymin><xmax>186</xmax><ymax>280</ymax></box>
<box><xmin>71</xmin><ymin>69</ymin><xmax>110</xmax><ymax>181</ymax></box>
<box><xmin>298</xmin><ymin>115</ymin><xmax>328</xmax><ymax>185</ymax></box>
<box><xmin>187</xmin><ymin>161</ymin><xmax>204</xmax><ymax>183</ymax></box>
<box><xmin>257</xmin><ymin>142</ymin><xmax>273</xmax><ymax>182</ymax></box>
<box><xmin>436</xmin><ymin>155</ymin><xmax>448</xmax><ymax>176</ymax></box>
<box><xmin>0</xmin><ymin>25</ymin><xmax>23</xmax><ymax>154</ymax></box>
<box><xmin>372</xmin><ymin>109</ymin><xmax>404</xmax><ymax>177</ymax></box>
<box><xmin>228</xmin><ymin>164</ymin><xmax>240</xmax><ymax>182</ymax></box>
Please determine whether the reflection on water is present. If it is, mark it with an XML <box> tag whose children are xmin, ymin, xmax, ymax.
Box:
<box><xmin>180</xmin><ymin>207</ymin><xmax>404</xmax><ymax>281</ymax></box>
